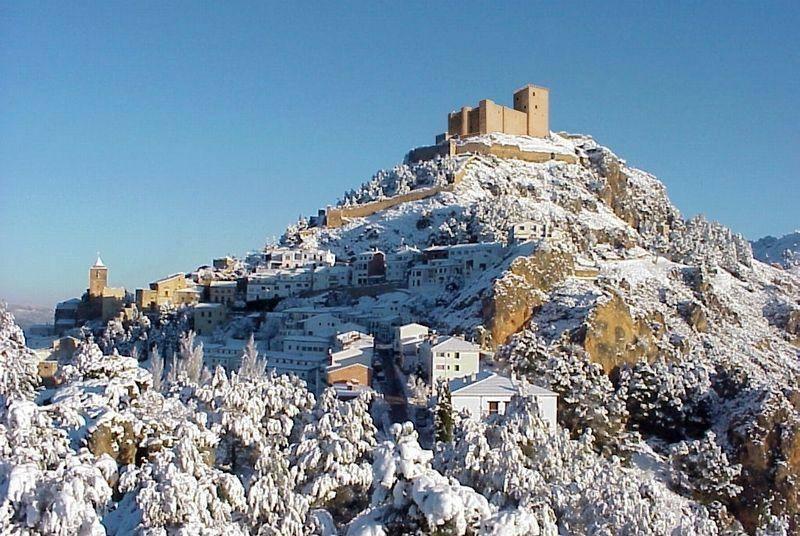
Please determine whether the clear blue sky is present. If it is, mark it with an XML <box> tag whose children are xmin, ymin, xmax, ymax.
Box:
<box><xmin>1</xmin><ymin>1</ymin><xmax>798</xmax><ymax>307</ymax></box>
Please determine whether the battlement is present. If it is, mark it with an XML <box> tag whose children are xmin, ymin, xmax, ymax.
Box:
<box><xmin>440</xmin><ymin>84</ymin><xmax>549</xmax><ymax>142</ymax></box>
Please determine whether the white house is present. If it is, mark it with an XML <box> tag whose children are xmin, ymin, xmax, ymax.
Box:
<box><xmin>246</xmin><ymin>269</ymin><xmax>313</xmax><ymax>301</ymax></box>
<box><xmin>448</xmin><ymin>371</ymin><xmax>558</xmax><ymax>431</ymax></box>
<box><xmin>385</xmin><ymin>246</ymin><xmax>420</xmax><ymax>283</ymax></box>
<box><xmin>202</xmin><ymin>338</ymin><xmax>267</xmax><ymax>373</ymax></box>
<box><xmin>265</xmin><ymin>350</ymin><xmax>328</xmax><ymax>396</ymax></box>
<box><xmin>420</xmin><ymin>335</ymin><xmax>482</xmax><ymax>384</ymax></box>
<box><xmin>280</xmin><ymin>335</ymin><xmax>331</xmax><ymax>356</ymax></box>
<box><xmin>264</xmin><ymin>247</ymin><xmax>335</xmax><ymax>270</ymax></box>
<box><xmin>408</xmin><ymin>259</ymin><xmax>463</xmax><ymax>291</ymax></box>
<box><xmin>393</xmin><ymin>323</ymin><xmax>430</xmax><ymax>371</ymax></box>
<box><xmin>311</xmin><ymin>264</ymin><xmax>352</xmax><ymax>291</ymax></box>
<box><xmin>352</xmin><ymin>250</ymin><xmax>386</xmax><ymax>287</ymax></box>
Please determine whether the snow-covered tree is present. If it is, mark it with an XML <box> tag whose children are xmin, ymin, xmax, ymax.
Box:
<box><xmin>617</xmin><ymin>357</ymin><xmax>716</xmax><ymax>440</ymax></box>
<box><xmin>669</xmin><ymin>431</ymin><xmax>742</xmax><ymax>504</ymax></box>
<box><xmin>0</xmin><ymin>304</ymin><xmax>39</xmax><ymax>411</ymax></box>
<box><xmin>147</xmin><ymin>344</ymin><xmax>164</xmax><ymax>393</ymax></box>
<box><xmin>238</xmin><ymin>333</ymin><xmax>265</xmax><ymax>379</ymax></box>
<box><xmin>434</xmin><ymin>381</ymin><xmax>454</xmax><ymax>443</ymax></box>
<box><xmin>348</xmin><ymin>422</ymin><xmax>494</xmax><ymax>536</ymax></box>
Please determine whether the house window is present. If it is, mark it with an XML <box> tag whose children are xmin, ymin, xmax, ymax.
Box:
<box><xmin>488</xmin><ymin>401</ymin><xmax>499</xmax><ymax>415</ymax></box>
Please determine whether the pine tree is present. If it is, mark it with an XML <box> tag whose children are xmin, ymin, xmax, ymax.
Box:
<box><xmin>434</xmin><ymin>381</ymin><xmax>454</xmax><ymax>443</ymax></box>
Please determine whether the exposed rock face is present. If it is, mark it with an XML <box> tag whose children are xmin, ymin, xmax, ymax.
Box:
<box><xmin>727</xmin><ymin>388</ymin><xmax>800</xmax><ymax>532</ymax></box>
<box><xmin>88</xmin><ymin>414</ymin><xmax>138</xmax><ymax>466</ymax></box>
<box><xmin>588</xmin><ymin>146</ymin><xmax>678</xmax><ymax>244</ymax></box>
<box><xmin>484</xmin><ymin>246</ymin><xmax>574</xmax><ymax>347</ymax></box>
<box><xmin>576</xmin><ymin>292</ymin><xmax>657</xmax><ymax>374</ymax></box>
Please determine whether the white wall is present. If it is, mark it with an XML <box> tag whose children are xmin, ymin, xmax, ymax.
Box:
<box><xmin>452</xmin><ymin>392</ymin><xmax>557</xmax><ymax>432</ymax></box>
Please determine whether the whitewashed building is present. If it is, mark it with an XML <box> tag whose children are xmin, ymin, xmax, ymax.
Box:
<box><xmin>280</xmin><ymin>335</ymin><xmax>331</xmax><ymax>356</ymax></box>
<box><xmin>386</xmin><ymin>246</ymin><xmax>421</xmax><ymax>283</ymax></box>
<box><xmin>246</xmin><ymin>269</ymin><xmax>313</xmax><ymax>301</ymax></box>
<box><xmin>265</xmin><ymin>351</ymin><xmax>329</xmax><ymax>395</ymax></box>
<box><xmin>393</xmin><ymin>323</ymin><xmax>430</xmax><ymax>371</ymax></box>
<box><xmin>264</xmin><ymin>247</ymin><xmax>335</xmax><ymax>270</ymax></box>
<box><xmin>448</xmin><ymin>371</ymin><xmax>558</xmax><ymax>431</ymax></box>
<box><xmin>352</xmin><ymin>250</ymin><xmax>387</xmax><ymax>286</ymax></box>
<box><xmin>202</xmin><ymin>338</ymin><xmax>267</xmax><ymax>373</ymax></box>
<box><xmin>311</xmin><ymin>264</ymin><xmax>352</xmax><ymax>291</ymax></box>
<box><xmin>408</xmin><ymin>259</ymin><xmax>463</xmax><ymax>290</ymax></box>
<box><xmin>420</xmin><ymin>335</ymin><xmax>482</xmax><ymax>384</ymax></box>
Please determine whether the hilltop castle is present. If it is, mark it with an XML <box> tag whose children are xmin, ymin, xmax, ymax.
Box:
<box><xmin>436</xmin><ymin>84</ymin><xmax>549</xmax><ymax>143</ymax></box>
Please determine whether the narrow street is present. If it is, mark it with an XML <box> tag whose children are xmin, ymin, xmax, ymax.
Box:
<box><xmin>377</xmin><ymin>347</ymin><xmax>409</xmax><ymax>424</ymax></box>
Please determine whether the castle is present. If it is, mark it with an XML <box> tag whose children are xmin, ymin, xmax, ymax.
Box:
<box><xmin>436</xmin><ymin>84</ymin><xmax>549</xmax><ymax>143</ymax></box>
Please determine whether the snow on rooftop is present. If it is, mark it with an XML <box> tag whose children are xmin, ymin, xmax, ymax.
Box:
<box><xmin>429</xmin><ymin>336</ymin><xmax>482</xmax><ymax>353</ymax></box>
<box><xmin>449</xmin><ymin>371</ymin><xmax>556</xmax><ymax>397</ymax></box>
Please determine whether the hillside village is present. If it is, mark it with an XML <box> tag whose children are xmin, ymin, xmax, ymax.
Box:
<box><xmin>42</xmin><ymin>85</ymin><xmax>589</xmax><ymax>429</ymax></box>
<box><xmin>7</xmin><ymin>83</ymin><xmax>799</xmax><ymax>534</ymax></box>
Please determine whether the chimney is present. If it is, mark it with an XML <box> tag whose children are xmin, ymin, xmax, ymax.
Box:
<box><xmin>470</xmin><ymin>372</ymin><xmax>477</xmax><ymax>382</ymax></box>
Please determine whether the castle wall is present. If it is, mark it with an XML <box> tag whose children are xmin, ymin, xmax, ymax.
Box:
<box><xmin>325</xmin><ymin>156</ymin><xmax>476</xmax><ymax>228</ymax></box>
<box><xmin>480</xmin><ymin>100</ymin><xmax>504</xmax><ymax>134</ymax></box>
<box><xmin>454</xmin><ymin>141</ymin><xmax>578</xmax><ymax>164</ymax></box>
<box><xmin>502</xmin><ymin>107</ymin><xmax>528</xmax><ymax>136</ymax></box>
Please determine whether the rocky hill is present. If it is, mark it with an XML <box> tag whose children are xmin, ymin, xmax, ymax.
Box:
<box><xmin>284</xmin><ymin>133</ymin><xmax>800</xmax><ymax>532</ymax></box>
<box><xmin>0</xmin><ymin>133</ymin><xmax>797</xmax><ymax>535</ymax></box>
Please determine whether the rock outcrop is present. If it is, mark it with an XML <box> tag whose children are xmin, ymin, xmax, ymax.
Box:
<box><xmin>484</xmin><ymin>245</ymin><xmax>574</xmax><ymax>347</ymax></box>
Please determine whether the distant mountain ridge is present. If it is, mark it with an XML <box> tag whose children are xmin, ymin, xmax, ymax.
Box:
<box><xmin>752</xmin><ymin>231</ymin><xmax>800</xmax><ymax>272</ymax></box>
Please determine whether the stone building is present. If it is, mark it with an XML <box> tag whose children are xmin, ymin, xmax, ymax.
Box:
<box><xmin>194</xmin><ymin>303</ymin><xmax>226</xmax><ymax>336</ymax></box>
<box><xmin>135</xmin><ymin>273</ymin><xmax>189</xmax><ymax>311</ymax></box>
<box><xmin>439</xmin><ymin>84</ymin><xmax>549</xmax><ymax>142</ymax></box>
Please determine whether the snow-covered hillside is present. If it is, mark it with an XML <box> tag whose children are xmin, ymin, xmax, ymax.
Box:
<box><xmin>752</xmin><ymin>231</ymin><xmax>800</xmax><ymax>273</ymax></box>
<box><xmin>283</xmin><ymin>132</ymin><xmax>800</xmax><ymax>533</ymax></box>
<box><xmin>1</xmin><ymin>131</ymin><xmax>798</xmax><ymax>534</ymax></box>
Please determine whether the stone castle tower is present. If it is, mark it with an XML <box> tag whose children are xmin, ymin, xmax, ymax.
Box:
<box><xmin>442</xmin><ymin>84</ymin><xmax>550</xmax><ymax>141</ymax></box>
<box><xmin>89</xmin><ymin>254</ymin><xmax>108</xmax><ymax>299</ymax></box>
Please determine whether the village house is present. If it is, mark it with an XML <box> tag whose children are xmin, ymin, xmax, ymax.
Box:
<box><xmin>208</xmin><ymin>280</ymin><xmax>238</xmax><ymax>306</ymax></box>
<box><xmin>409</xmin><ymin>258</ymin><xmax>463</xmax><ymax>290</ymax></box>
<box><xmin>202</xmin><ymin>337</ymin><xmax>267</xmax><ymax>372</ymax></box>
<box><xmin>385</xmin><ymin>246</ymin><xmax>421</xmax><ymax>283</ymax></box>
<box><xmin>263</xmin><ymin>247</ymin><xmax>335</xmax><ymax>270</ymax></box>
<box><xmin>246</xmin><ymin>269</ymin><xmax>314</xmax><ymax>301</ymax></box>
<box><xmin>508</xmin><ymin>219</ymin><xmax>551</xmax><ymax>244</ymax></box>
<box><xmin>393</xmin><ymin>322</ymin><xmax>430</xmax><ymax>371</ymax></box>
<box><xmin>280</xmin><ymin>334</ymin><xmax>331</xmax><ymax>355</ymax></box>
<box><xmin>420</xmin><ymin>335</ymin><xmax>483</xmax><ymax>384</ymax></box>
<box><xmin>311</xmin><ymin>264</ymin><xmax>352</xmax><ymax>291</ymax></box>
<box><xmin>173</xmin><ymin>286</ymin><xmax>201</xmax><ymax>306</ymax></box>
<box><xmin>136</xmin><ymin>273</ymin><xmax>190</xmax><ymax>311</ymax></box>
<box><xmin>302</xmin><ymin>313</ymin><xmax>367</xmax><ymax>339</ymax></box>
<box><xmin>327</xmin><ymin>342</ymin><xmax>373</xmax><ymax>395</ymax></box>
<box><xmin>265</xmin><ymin>351</ymin><xmax>328</xmax><ymax>395</ymax></box>
<box><xmin>448</xmin><ymin>371</ymin><xmax>558</xmax><ymax>431</ymax></box>
<box><xmin>194</xmin><ymin>303</ymin><xmax>226</xmax><ymax>336</ymax></box>
<box><xmin>352</xmin><ymin>250</ymin><xmax>387</xmax><ymax>287</ymax></box>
